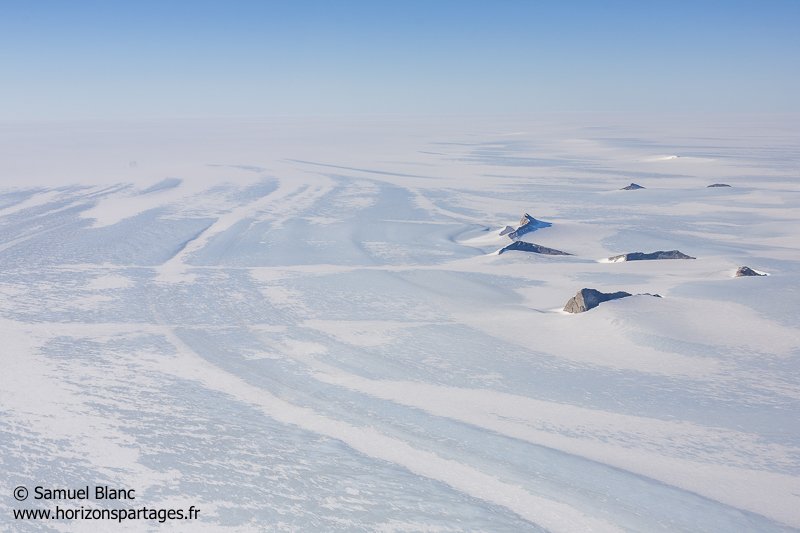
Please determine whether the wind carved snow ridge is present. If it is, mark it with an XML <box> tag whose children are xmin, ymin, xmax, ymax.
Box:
<box><xmin>160</xmin><ymin>325</ymin><xmax>618</xmax><ymax>533</ymax></box>
<box><xmin>140</xmin><ymin>177</ymin><xmax>182</xmax><ymax>195</ymax></box>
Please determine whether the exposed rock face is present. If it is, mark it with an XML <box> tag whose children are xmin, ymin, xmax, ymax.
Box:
<box><xmin>507</xmin><ymin>213</ymin><xmax>552</xmax><ymax>240</ymax></box>
<box><xmin>621</xmin><ymin>183</ymin><xmax>645</xmax><ymax>190</ymax></box>
<box><xmin>735</xmin><ymin>266</ymin><xmax>766</xmax><ymax>277</ymax></box>
<box><xmin>563</xmin><ymin>289</ymin><xmax>661</xmax><ymax>313</ymax></box>
<box><xmin>608</xmin><ymin>250</ymin><xmax>695</xmax><ymax>262</ymax></box>
<box><xmin>498</xmin><ymin>225</ymin><xmax>515</xmax><ymax>236</ymax></box>
<box><xmin>707</xmin><ymin>183</ymin><xmax>732</xmax><ymax>188</ymax></box>
<box><xmin>563</xmin><ymin>288</ymin><xmax>632</xmax><ymax>313</ymax></box>
<box><xmin>497</xmin><ymin>241</ymin><xmax>571</xmax><ymax>256</ymax></box>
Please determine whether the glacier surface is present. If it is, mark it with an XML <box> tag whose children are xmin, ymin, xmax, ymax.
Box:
<box><xmin>1</xmin><ymin>116</ymin><xmax>799</xmax><ymax>531</ymax></box>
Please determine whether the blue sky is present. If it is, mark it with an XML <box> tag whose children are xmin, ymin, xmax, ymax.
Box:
<box><xmin>1</xmin><ymin>0</ymin><xmax>798</xmax><ymax>119</ymax></box>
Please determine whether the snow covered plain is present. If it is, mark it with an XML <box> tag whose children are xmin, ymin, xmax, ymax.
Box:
<box><xmin>1</xmin><ymin>116</ymin><xmax>799</xmax><ymax>531</ymax></box>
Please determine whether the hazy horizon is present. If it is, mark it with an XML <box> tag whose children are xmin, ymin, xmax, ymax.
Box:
<box><xmin>2</xmin><ymin>0</ymin><xmax>799</xmax><ymax>120</ymax></box>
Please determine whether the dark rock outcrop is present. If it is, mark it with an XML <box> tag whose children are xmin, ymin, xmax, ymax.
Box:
<box><xmin>608</xmin><ymin>250</ymin><xmax>695</xmax><ymax>262</ymax></box>
<box><xmin>707</xmin><ymin>183</ymin><xmax>732</xmax><ymax>188</ymax></box>
<box><xmin>497</xmin><ymin>241</ymin><xmax>571</xmax><ymax>256</ymax></box>
<box><xmin>507</xmin><ymin>213</ymin><xmax>552</xmax><ymax>240</ymax></box>
<box><xmin>563</xmin><ymin>288</ymin><xmax>632</xmax><ymax>313</ymax></box>
<box><xmin>563</xmin><ymin>289</ymin><xmax>661</xmax><ymax>313</ymax></box>
<box><xmin>621</xmin><ymin>183</ymin><xmax>645</xmax><ymax>190</ymax></box>
<box><xmin>735</xmin><ymin>266</ymin><xmax>766</xmax><ymax>277</ymax></box>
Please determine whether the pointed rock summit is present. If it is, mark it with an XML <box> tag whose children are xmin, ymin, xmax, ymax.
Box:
<box><xmin>608</xmin><ymin>250</ymin><xmax>695</xmax><ymax>262</ymax></box>
<box><xmin>621</xmin><ymin>183</ymin><xmax>645</xmax><ymax>190</ymax></box>
<box><xmin>735</xmin><ymin>266</ymin><xmax>766</xmax><ymax>277</ymax></box>
<box><xmin>563</xmin><ymin>289</ymin><xmax>632</xmax><ymax>313</ymax></box>
<box><xmin>517</xmin><ymin>213</ymin><xmax>535</xmax><ymax>226</ymax></box>
<box><xmin>507</xmin><ymin>213</ymin><xmax>552</xmax><ymax>240</ymax></box>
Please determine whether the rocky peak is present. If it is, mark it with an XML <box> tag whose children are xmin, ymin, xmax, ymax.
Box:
<box><xmin>735</xmin><ymin>266</ymin><xmax>766</xmax><ymax>277</ymax></box>
<box><xmin>507</xmin><ymin>213</ymin><xmax>552</xmax><ymax>240</ymax></box>
<box><xmin>563</xmin><ymin>288</ymin><xmax>632</xmax><ymax>313</ymax></box>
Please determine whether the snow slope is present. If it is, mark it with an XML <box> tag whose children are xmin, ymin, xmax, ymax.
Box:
<box><xmin>2</xmin><ymin>116</ymin><xmax>799</xmax><ymax>532</ymax></box>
